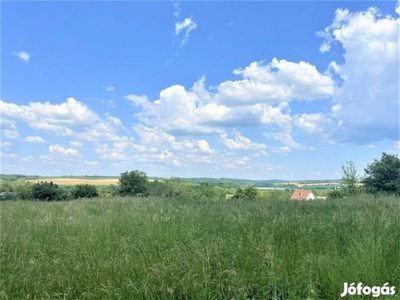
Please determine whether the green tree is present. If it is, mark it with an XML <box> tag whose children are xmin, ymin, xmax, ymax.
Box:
<box><xmin>363</xmin><ymin>152</ymin><xmax>400</xmax><ymax>195</ymax></box>
<box><xmin>148</xmin><ymin>180</ymin><xmax>169</xmax><ymax>197</ymax></box>
<box><xmin>232</xmin><ymin>185</ymin><xmax>259</xmax><ymax>200</ymax></box>
<box><xmin>118</xmin><ymin>170</ymin><xmax>149</xmax><ymax>197</ymax></box>
<box><xmin>341</xmin><ymin>160</ymin><xmax>361</xmax><ymax>196</ymax></box>
<box><xmin>72</xmin><ymin>184</ymin><xmax>99</xmax><ymax>199</ymax></box>
<box><xmin>31</xmin><ymin>181</ymin><xmax>65</xmax><ymax>201</ymax></box>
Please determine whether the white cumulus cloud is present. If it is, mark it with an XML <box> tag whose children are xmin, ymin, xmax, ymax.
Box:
<box><xmin>316</xmin><ymin>5</ymin><xmax>399</xmax><ymax>143</ymax></box>
<box><xmin>2</xmin><ymin>129</ymin><xmax>19</xmax><ymax>139</ymax></box>
<box><xmin>49</xmin><ymin>144</ymin><xmax>82</xmax><ymax>158</ymax></box>
<box><xmin>222</xmin><ymin>58</ymin><xmax>334</xmax><ymax>105</ymax></box>
<box><xmin>220</xmin><ymin>130</ymin><xmax>267</xmax><ymax>151</ymax></box>
<box><xmin>69</xmin><ymin>141</ymin><xmax>83</xmax><ymax>147</ymax></box>
<box><xmin>12</xmin><ymin>51</ymin><xmax>30</xmax><ymax>62</ymax></box>
<box><xmin>0</xmin><ymin>98</ymin><xmax>126</xmax><ymax>142</ymax></box>
<box><xmin>1</xmin><ymin>142</ymin><xmax>12</xmax><ymax>150</ymax></box>
<box><xmin>24</xmin><ymin>136</ymin><xmax>47</xmax><ymax>143</ymax></box>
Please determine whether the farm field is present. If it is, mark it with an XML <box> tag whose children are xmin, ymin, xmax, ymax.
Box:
<box><xmin>25</xmin><ymin>178</ymin><xmax>120</xmax><ymax>186</ymax></box>
<box><xmin>274</xmin><ymin>182</ymin><xmax>341</xmax><ymax>188</ymax></box>
<box><xmin>1</xmin><ymin>195</ymin><xmax>399</xmax><ymax>299</ymax></box>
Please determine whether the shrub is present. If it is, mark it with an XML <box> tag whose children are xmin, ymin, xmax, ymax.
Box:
<box><xmin>118</xmin><ymin>170</ymin><xmax>149</xmax><ymax>197</ymax></box>
<box><xmin>327</xmin><ymin>189</ymin><xmax>344</xmax><ymax>199</ymax></box>
<box><xmin>72</xmin><ymin>184</ymin><xmax>99</xmax><ymax>199</ymax></box>
<box><xmin>148</xmin><ymin>180</ymin><xmax>170</xmax><ymax>197</ymax></box>
<box><xmin>0</xmin><ymin>192</ymin><xmax>16</xmax><ymax>201</ymax></box>
<box><xmin>13</xmin><ymin>182</ymin><xmax>33</xmax><ymax>200</ymax></box>
<box><xmin>31</xmin><ymin>181</ymin><xmax>65</xmax><ymax>201</ymax></box>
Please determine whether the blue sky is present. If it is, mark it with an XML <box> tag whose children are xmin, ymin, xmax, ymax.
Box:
<box><xmin>1</xmin><ymin>1</ymin><xmax>399</xmax><ymax>180</ymax></box>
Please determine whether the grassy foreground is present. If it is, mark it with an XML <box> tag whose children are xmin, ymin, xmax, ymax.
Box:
<box><xmin>1</xmin><ymin>196</ymin><xmax>399</xmax><ymax>299</ymax></box>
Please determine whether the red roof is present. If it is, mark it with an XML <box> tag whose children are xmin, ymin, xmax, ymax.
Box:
<box><xmin>290</xmin><ymin>189</ymin><xmax>314</xmax><ymax>200</ymax></box>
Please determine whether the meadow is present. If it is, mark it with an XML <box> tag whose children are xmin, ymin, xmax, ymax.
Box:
<box><xmin>1</xmin><ymin>195</ymin><xmax>399</xmax><ymax>299</ymax></box>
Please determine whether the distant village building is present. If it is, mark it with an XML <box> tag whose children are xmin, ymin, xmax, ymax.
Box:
<box><xmin>290</xmin><ymin>189</ymin><xmax>317</xmax><ymax>201</ymax></box>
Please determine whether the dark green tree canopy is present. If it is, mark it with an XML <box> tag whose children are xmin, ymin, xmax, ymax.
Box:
<box><xmin>232</xmin><ymin>186</ymin><xmax>259</xmax><ymax>200</ymax></box>
<box><xmin>363</xmin><ymin>152</ymin><xmax>400</xmax><ymax>196</ymax></box>
<box><xmin>32</xmin><ymin>181</ymin><xmax>65</xmax><ymax>201</ymax></box>
<box><xmin>118</xmin><ymin>170</ymin><xmax>149</xmax><ymax>196</ymax></box>
<box><xmin>72</xmin><ymin>184</ymin><xmax>99</xmax><ymax>199</ymax></box>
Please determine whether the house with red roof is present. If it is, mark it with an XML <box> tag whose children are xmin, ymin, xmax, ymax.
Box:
<box><xmin>290</xmin><ymin>189</ymin><xmax>317</xmax><ymax>201</ymax></box>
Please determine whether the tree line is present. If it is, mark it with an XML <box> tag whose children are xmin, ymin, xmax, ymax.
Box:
<box><xmin>1</xmin><ymin>152</ymin><xmax>398</xmax><ymax>201</ymax></box>
<box><xmin>328</xmin><ymin>152</ymin><xmax>400</xmax><ymax>198</ymax></box>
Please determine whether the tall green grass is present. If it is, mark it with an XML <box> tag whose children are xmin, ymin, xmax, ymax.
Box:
<box><xmin>1</xmin><ymin>195</ymin><xmax>399</xmax><ymax>299</ymax></box>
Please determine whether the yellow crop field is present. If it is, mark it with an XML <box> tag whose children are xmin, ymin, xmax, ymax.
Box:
<box><xmin>26</xmin><ymin>178</ymin><xmax>119</xmax><ymax>186</ymax></box>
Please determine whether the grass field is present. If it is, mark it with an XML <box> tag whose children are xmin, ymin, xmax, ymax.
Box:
<box><xmin>1</xmin><ymin>195</ymin><xmax>399</xmax><ymax>299</ymax></box>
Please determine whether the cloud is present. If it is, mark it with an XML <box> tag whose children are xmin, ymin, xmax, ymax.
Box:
<box><xmin>49</xmin><ymin>144</ymin><xmax>82</xmax><ymax>158</ymax></box>
<box><xmin>220</xmin><ymin>130</ymin><xmax>267</xmax><ymax>151</ymax></box>
<box><xmin>1</xmin><ymin>142</ymin><xmax>12</xmax><ymax>150</ymax></box>
<box><xmin>197</xmin><ymin>140</ymin><xmax>214</xmax><ymax>154</ymax></box>
<box><xmin>106</xmin><ymin>86</ymin><xmax>115</xmax><ymax>92</ymax></box>
<box><xmin>22</xmin><ymin>156</ymin><xmax>35</xmax><ymax>162</ymax></box>
<box><xmin>0</xmin><ymin>98</ymin><xmax>99</xmax><ymax>133</ymax></box>
<box><xmin>95</xmin><ymin>139</ymin><xmax>133</xmax><ymax>161</ymax></box>
<box><xmin>175</xmin><ymin>17</ymin><xmax>197</xmax><ymax>47</ymax></box>
<box><xmin>39</xmin><ymin>144</ymin><xmax>84</xmax><ymax>168</ymax></box>
<box><xmin>0</xmin><ymin>98</ymin><xmax>125</xmax><ymax>142</ymax></box>
<box><xmin>126</xmin><ymin>59</ymin><xmax>330</xmax><ymax>136</ymax></box>
<box><xmin>272</xmin><ymin>146</ymin><xmax>291</xmax><ymax>154</ymax></box>
<box><xmin>387</xmin><ymin>140</ymin><xmax>400</xmax><ymax>155</ymax></box>
<box><xmin>315</xmin><ymin>5</ymin><xmax>399</xmax><ymax>143</ymax></box>
<box><xmin>132</xmin><ymin>124</ymin><xmax>213</xmax><ymax>154</ymax></box>
<box><xmin>24</xmin><ymin>136</ymin><xmax>47</xmax><ymax>143</ymax></box>
<box><xmin>12</xmin><ymin>51</ymin><xmax>30</xmax><ymax>62</ymax></box>
<box><xmin>69</xmin><ymin>141</ymin><xmax>83</xmax><ymax>147</ymax></box>
<box><xmin>293</xmin><ymin>113</ymin><xmax>335</xmax><ymax>140</ymax></box>
<box><xmin>263</xmin><ymin>132</ymin><xmax>301</xmax><ymax>149</ymax></box>
<box><xmin>83</xmin><ymin>160</ymin><xmax>99</xmax><ymax>167</ymax></box>
<box><xmin>1</xmin><ymin>153</ymin><xmax>17</xmax><ymax>159</ymax></box>
<box><xmin>36</xmin><ymin>144</ymin><xmax>101</xmax><ymax>170</ymax></box>
<box><xmin>223</xmin><ymin>156</ymin><xmax>251</xmax><ymax>169</ymax></box>
<box><xmin>223</xmin><ymin>58</ymin><xmax>334</xmax><ymax>105</ymax></box>
<box><xmin>2</xmin><ymin>129</ymin><xmax>19</xmax><ymax>139</ymax></box>
<box><xmin>395</xmin><ymin>141</ymin><xmax>400</xmax><ymax>151</ymax></box>
<box><xmin>126</xmin><ymin>56</ymin><xmax>333</xmax><ymax>137</ymax></box>
<box><xmin>172</xmin><ymin>1</ymin><xmax>180</xmax><ymax>18</ymax></box>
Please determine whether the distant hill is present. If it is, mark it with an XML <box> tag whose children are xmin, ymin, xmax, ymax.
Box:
<box><xmin>1</xmin><ymin>174</ymin><xmax>340</xmax><ymax>187</ymax></box>
<box><xmin>178</xmin><ymin>177</ymin><xmax>340</xmax><ymax>187</ymax></box>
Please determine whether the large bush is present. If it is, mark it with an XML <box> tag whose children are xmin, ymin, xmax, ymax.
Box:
<box><xmin>327</xmin><ymin>189</ymin><xmax>344</xmax><ymax>199</ymax></box>
<box><xmin>363</xmin><ymin>152</ymin><xmax>400</xmax><ymax>196</ymax></box>
<box><xmin>72</xmin><ymin>184</ymin><xmax>99</xmax><ymax>199</ymax></box>
<box><xmin>118</xmin><ymin>170</ymin><xmax>149</xmax><ymax>197</ymax></box>
<box><xmin>31</xmin><ymin>181</ymin><xmax>65</xmax><ymax>201</ymax></box>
